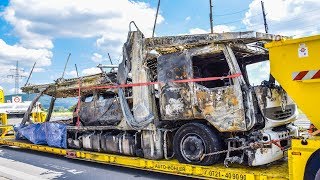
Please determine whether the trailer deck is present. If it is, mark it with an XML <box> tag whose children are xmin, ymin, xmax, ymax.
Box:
<box><xmin>0</xmin><ymin>138</ymin><xmax>289</xmax><ymax>180</ymax></box>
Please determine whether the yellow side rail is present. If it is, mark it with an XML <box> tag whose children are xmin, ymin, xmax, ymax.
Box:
<box><xmin>0</xmin><ymin>138</ymin><xmax>289</xmax><ymax>180</ymax></box>
<box><xmin>0</xmin><ymin>113</ymin><xmax>13</xmax><ymax>138</ymax></box>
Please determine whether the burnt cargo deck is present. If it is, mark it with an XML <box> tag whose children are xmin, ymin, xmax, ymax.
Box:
<box><xmin>0</xmin><ymin>138</ymin><xmax>288</xmax><ymax>180</ymax></box>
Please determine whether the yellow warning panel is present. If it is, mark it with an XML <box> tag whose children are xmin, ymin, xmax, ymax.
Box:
<box><xmin>266</xmin><ymin>35</ymin><xmax>320</xmax><ymax>129</ymax></box>
<box><xmin>288</xmin><ymin>137</ymin><xmax>320</xmax><ymax>180</ymax></box>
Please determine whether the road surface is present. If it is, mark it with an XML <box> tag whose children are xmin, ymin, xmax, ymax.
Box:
<box><xmin>0</xmin><ymin>146</ymin><xmax>189</xmax><ymax>180</ymax></box>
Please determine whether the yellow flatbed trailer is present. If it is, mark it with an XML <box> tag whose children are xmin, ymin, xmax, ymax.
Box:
<box><xmin>1</xmin><ymin>35</ymin><xmax>320</xmax><ymax>179</ymax></box>
<box><xmin>1</xmin><ymin>136</ymin><xmax>319</xmax><ymax>180</ymax></box>
<box><xmin>0</xmin><ymin>138</ymin><xmax>289</xmax><ymax>180</ymax></box>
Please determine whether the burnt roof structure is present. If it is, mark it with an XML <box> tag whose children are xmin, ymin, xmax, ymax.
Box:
<box><xmin>21</xmin><ymin>31</ymin><xmax>282</xmax><ymax>98</ymax></box>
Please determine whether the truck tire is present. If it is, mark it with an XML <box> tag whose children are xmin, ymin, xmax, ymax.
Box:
<box><xmin>173</xmin><ymin>123</ymin><xmax>222</xmax><ymax>165</ymax></box>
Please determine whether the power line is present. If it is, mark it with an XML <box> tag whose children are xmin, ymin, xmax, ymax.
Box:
<box><xmin>212</xmin><ymin>12</ymin><xmax>262</xmax><ymax>26</ymax></box>
<box><xmin>213</xmin><ymin>6</ymin><xmax>320</xmax><ymax>32</ymax></box>
<box><xmin>213</xmin><ymin>8</ymin><xmax>249</xmax><ymax>17</ymax></box>
<box><xmin>233</xmin><ymin>7</ymin><xmax>320</xmax><ymax>32</ymax></box>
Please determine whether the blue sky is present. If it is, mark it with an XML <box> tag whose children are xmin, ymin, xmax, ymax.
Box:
<box><xmin>0</xmin><ymin>0</ymin><xmax>319</xmax><ymax>94</ymax></box>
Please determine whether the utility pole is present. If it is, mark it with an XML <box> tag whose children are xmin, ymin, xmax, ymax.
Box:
<box><xmin>61</xmin><ymin>53</ymin><xmax>71</xmax><ymax>79</ymax></box>
<box><xmin>261</xmin><ymin>1</ymin><xmax>274</xmax><ymax>84</ymax></box>
<box><xmin>107</xmin><ymin>53</ymin><xmax>113</xmax><ymax>65</ymax></box>
<box><xmin>7</xmin><ymin>61</ymin><xmax>26</xmax><ymax>94</ymax></box>
<box><xmin>209</xmin><ymin>0</ymin><xmax>214</xmax><ymax>33</ymax></box>
<box><xmin>152</xmin><ymin>0</ymin><xmax>161</xmax><ymax>38</ymax></box>
<box><xmin>261</xmin><ymin>1</ymin><xmax>268</xmax><ymax>33</ymax></box>
<box><xmin>24</xmin><ymin>62</ymin><xmax>36</xmax><ymax>87</ymax></box>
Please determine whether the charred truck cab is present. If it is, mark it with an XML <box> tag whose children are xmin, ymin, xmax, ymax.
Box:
<box><xmin>22</xmin><ymin>30</ymin><xmax>298</xmax><ymax>167</ymax></box>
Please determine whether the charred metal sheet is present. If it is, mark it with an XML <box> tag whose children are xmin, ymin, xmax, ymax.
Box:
<box><xmin>231</xmin><ymin>44</ymin><xmax>269</xmax><ymax>65</ymax></box>
<box><xmin>157</xmin><ymin>51</ymin><xmax>194</xmax><ymax>120</ymax></box>
<box><xmin>223</xmin><ymin>45</ymin><xmax>246</xmax><ymax>85</ymax></box>
<box><xmin>193</xmin><ymin>84</ymin><xmax>246</xmax><ymax>132</ymax></box>
<box><xmin>130</xmin><ymin>31</ymin><xmax>156</xmax><ymax>125</ymax></box>
<box><xmin>254</xmin><ymin>86</ymin><xmax>296</xmax><ymax>121</ymax></box>
<box><xmin>144</xmin><ymin>31</ymin><xmax>284</xmax><ymax>50</ymax></box>
<box><xmin>79</xmin><ymin>94</ymin><xmax>122</xmax><ymax>126</ymax></box>
<box><xmin>21</xmin><ymin>72</ymin><xmax>118</xmax><ymax>98</ymax></box>
<box><xmin>156</xmin><ymin>44</ymin><xmax>251</xmax><ymax>131</ymax></box>
<box><xmin>142</xmin><ymin>130</ymin><xmax>164</xmax><ymax>159</ymax></box>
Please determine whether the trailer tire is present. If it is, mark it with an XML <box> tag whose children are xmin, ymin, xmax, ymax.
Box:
<box><xmin>173</xmin><ymin>123</ymin><xmax>222</xmax><ymax>165</ymax></box>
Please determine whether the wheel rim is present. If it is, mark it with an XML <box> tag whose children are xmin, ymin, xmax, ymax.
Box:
<box><xmin>180</xmin><ymin>133</ymin><xmax>205</xmax><ymax>162</ymax></box>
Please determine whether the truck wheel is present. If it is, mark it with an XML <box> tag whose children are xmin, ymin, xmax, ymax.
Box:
<box><xmin>173</xmin><ymin>123</ymin><xmax>222</xmax><ymax>165</ymax></box>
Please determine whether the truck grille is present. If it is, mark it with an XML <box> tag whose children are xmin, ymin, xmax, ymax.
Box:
<box><xmin>264</xmin><ymin>104</ymin><xmax>296</xmax><ymax>120</ymax></box>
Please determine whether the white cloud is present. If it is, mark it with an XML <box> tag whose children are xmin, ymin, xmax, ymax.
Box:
<box><xmin>66</xmin><ymin>70</ymin><xmax>78</xmax><ymax>78</ymax></box>
<box><xmin>3</xmin><ymin>0</ymin><xmax>164</xmax><ymax>52</ymax></box>
<box><xmin>9</xmin><ymin>88</ymin><xmax>23</xmax><ymax>94</ymax></box>
<box><xmin>188</xmin><ymin>25</ymin><xmax>236</xmax><ymax>34</ymax></box>
<box><xmin>0</xmin><ymin>0</ymin><xmax>163</xmax><ymax>92</ymax></box>
<box><xmin>82</xmin><ymin>67</ymin><xmax>101</xmax><ymax>76</ymax></box>
<box><xmin>33</xmin><ymin>67</ymin><xmax>45</xmax><ymax>72</ymax></box>
<box><xmin>0</xmin><ymin>64</ymin><xmax>18</xmax><ymax>84</ymax></box>
<box><xmin>189</xmin><ymin>28</ymin><xmax>208</xmax><ymax>34</ymax></box>
<box><xmin>0</xmin><ymin>39</ymin><xmax>52</xmax><ymax>67</ymax></box>
<box><xmin>0</xmin><ymin>38</ymin><xmax>51</xmax><ymax>94</ymax></box>
<box><xmin>243</xmin><ymin>0</ymin><xmax>320</xmax><ymax>37</ymax></box>
<box><xmin>91</xmin><ymin>53</ymin><xmax>104</xmax><ymax>63</ymax></box>
<box><xmin>185</xmin><ymin>16</ymin><xmax>191</xmax><ymax>21</ymax></box>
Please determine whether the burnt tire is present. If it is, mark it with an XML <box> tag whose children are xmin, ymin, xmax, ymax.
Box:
<box><xmin>173</xmin><ymin>123</ymin><xmax>222</xmax><ymax>166</ymax></box>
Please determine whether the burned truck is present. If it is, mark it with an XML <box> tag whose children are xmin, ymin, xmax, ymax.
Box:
<box><xmin>22</xmin><ymin>30</ymin><xmax>298</xmax><ymax>167</ymax></box>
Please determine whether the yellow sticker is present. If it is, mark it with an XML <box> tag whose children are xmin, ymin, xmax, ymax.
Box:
<box><xmin>203</xmin><ymin>169</ymin><xmax>255</xmax><ymax>180</ymax></box>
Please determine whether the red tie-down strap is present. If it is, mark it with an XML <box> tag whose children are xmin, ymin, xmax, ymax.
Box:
<box><xmin>82</xmin><ymin>73</ymin><xmax>242</xmax><ymax>90</ymax></box>
<box><xmin>76</xmin><ymin>79</ymin><xmax>81</xmax><ymax>127</ymax></box>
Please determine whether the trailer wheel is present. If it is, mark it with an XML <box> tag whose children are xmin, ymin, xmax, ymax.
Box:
<box><xmin>173</xmin><ymin>123</ymin><xmax>222</xmax><ymax>165</ymax></box>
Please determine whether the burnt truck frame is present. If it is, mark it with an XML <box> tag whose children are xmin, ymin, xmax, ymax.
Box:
<box><xmin>22</xmin><ymin>30</ymin><xmax>298</xmax><ymax>167</ymax></box>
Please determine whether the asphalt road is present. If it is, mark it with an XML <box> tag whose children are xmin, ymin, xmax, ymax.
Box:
<box><xmin>0</xmin><ymin>146</ymin><xmax>190</xmax><ymax>180</ymax></box>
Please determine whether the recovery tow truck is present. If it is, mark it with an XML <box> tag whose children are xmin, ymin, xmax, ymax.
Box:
<box><xmin>0</xmin><ymin>32</ymin><xmax>320</xmax><ymax>180</ymax></box>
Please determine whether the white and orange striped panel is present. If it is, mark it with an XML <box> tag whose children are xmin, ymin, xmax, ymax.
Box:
<box><xmin>292</xmin><ymin>70</ymin><xmax>320</xmax><ymax>81</ymax></box>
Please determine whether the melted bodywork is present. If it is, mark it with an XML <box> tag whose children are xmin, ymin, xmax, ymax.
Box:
<box><xmin>79</xmin><ymin>93</ymin><xmax>123</xmax><ymax>126</ymax></box>
<box><xmin>254</xmin><ymin>86</ymin><xmax>297</xmax><ymax>129</ymax></box>
<box><xmin>156</xmin><ymin>45</ymin><xmax>248</xmax><ymax>132</ymax></box>
<box><xmin>21</xmin><ymin>30</ymin><xmax>298</xmax><ymax>166</ymax></box>
<box><xmin>21</xmin><ymin>31</ymin><xmax>283</xmax><ymax>132</ymax></box>
<box><xmin>194</xmin><ymin>85</ymin><xmax>246</xmax><ymax>132</ymax></box>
